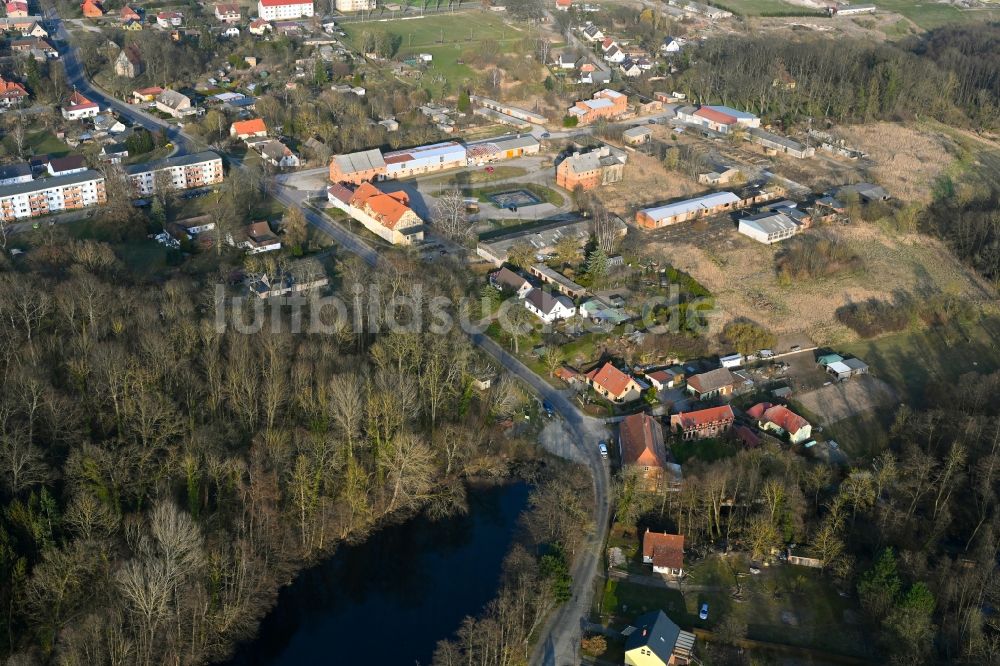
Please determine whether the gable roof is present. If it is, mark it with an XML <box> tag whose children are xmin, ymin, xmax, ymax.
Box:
<box><xmin>672</xmin><ymin>405</ymin><xmax>734</xmax><ymax>430</ymax></box>
<box><xmin>640</xmin><ymin>192</ymin><xmax>740</xmax><ymax>222</ymax></box>
<box><xmin>525</xmin><ymin>288</ymin><xmax>572</xmax><ymax>315</ymax></box>
<box><xmin>156</xmin><ymin>89</ymin><xmax>190</xmax><ymax>109</ymax></box>
<box><xmin>232</xmin><ymin>118</ymin><xmax>267</xmax><ymax>135</ymax></box>
<box><xmin>586</xmin><ymin>362</ymin><xmax>636</xmax><ymax>397</ymax></box>
<box><xmin>643</xmin><ymin>530</ymin><xmax>684</xmax><ymax>570</ymax></box>
<box><xmin>686</xmin><ymin>367</ymin><xmax>734</xmax><ymax>394</ymax></box>
<box><xmin>494</xmin><ymin>266</ymin><xmax>529</xmax><ymax>291</ymax></box>
<box><xmin>761</xmin><ymin>404</ymin><xmax>808</xmax><ymax>434</ymax></box>
<box><xmin>66</xmin><ymin>90</ymin><xmax>98</xmax><ymax>110</ymax></box>
<box><xmin>625</xmin><ymin>610</ymin><xmax>681</xmax><ymax>663</ymax></box>
<box><xmin>49</xmin><ymin>155</ymin><xmax>86</xmax><ymax>172</ymax></box>
<box><xmin>619</xmin><ymin>413</ymin><xmax>666</xmax><ymax>468</ymax></box>
<box><xmin>351</xmin><ymin>183</ymin><xmax>415</xmax><ymax>230</ymax></box>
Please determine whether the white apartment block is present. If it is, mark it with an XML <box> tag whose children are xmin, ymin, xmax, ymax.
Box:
<box><xmin>0</xmin><ymin>170</ymin><xmax>106</xmax><ymax>221</ymax></box>
<box><xmin>124</xmin><ymin>151</ymin><xmax>224</xmax><ymax>196</ymax></box>
<box><xmin>257</xmin><ymin>0</ymin><xmax>313</xmax><ymax>20</ymax></box>
<box><xmin>335</xmin><ymin>0</ymin><xmax>375</xmax><ymax>10</ymax></box>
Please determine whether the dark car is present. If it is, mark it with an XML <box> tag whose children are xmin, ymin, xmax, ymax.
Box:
<box><xmin>699</xmin><ymin>603</ymin><xmax>709</xmax><ymax>620</ymax></box>
<box><xmin>542</xmin><ymin>400</ymin><xmax>554</xmax><ymax>416</ymax></box>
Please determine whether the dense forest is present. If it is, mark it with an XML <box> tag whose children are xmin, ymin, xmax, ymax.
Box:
<box><xmin>0</xmin><ymin>235</ymin><xmax>584</xmax><ymax>664</ymax></box>
<box><xmin>614</xmin><ymin>380</ymin><xmax>1000</xmax><ymax>664</ymax></box>
<box><xmin>674</xmin><ymin>24</ymin><xmax>1000</xmax><ymax>131</ymax></box>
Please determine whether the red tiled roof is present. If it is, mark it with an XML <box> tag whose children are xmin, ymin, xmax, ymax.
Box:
<box><xmin>746</xmin><ymin>402</ymin><xmax>770</xmax><ymax>420</ymax></box>
<box><xmin>672</xmin><ymin>405</ymin><xmax>735</xmax><ymax>431</ymax></box>
<box><xmin>134</xmin><ymin>86</ymin><xmax>164</xmax><ymax>96</ymax></box>
<box><xmin>0</xmin><ymin>77</ymin><xmax>27</xmax><ymax>98</ymax></box>
<box><xmin>351</xmin><ymin>182</ymin><xmax>415</xmax><ymax>230</ymax></box>
<box><xmin>231</xmin><ymin>118</ymin><xmax>267</xmax><ymax>135</ymax></box>
<box><xmin>646</xmin><ymin>370</ymin><xmax>670</xmax><ymax>384</ymax></box>
<box><xmin>66</xmin><ymin>90</ymin><xmax>98</xmax><ymax>109</ymax></box>
<box><xmin>586</xmin><ymin>362</ymin><xmax>635</xmax><ymax>398</ymax></box>
<box><xmin>694</xmin><ymin>106</ymin><xmax>737</xmax><ymax>125</ymax></box>
<box><xmin>735</xmin><ymin>425</ymin><xmax>761</xmax><ymax>448</ymax></box>
<box><xmin>761</xmin><ymin>405</ymin><xmax>809</xmax><ymax>435</ymax></box>
<box><xmin>120</xmin><ymin>4</ymin><xmax>141</xmax><ymax>19</ymax></box>
<box><xmin>619</xmin><ymin>413</ymin><xmax>666</xmax><ymax>468</ymax></box>
<box><xmin>643</xmin><ymin>530</ymin><xmax>684</xmax><ymax>570</ymax></box>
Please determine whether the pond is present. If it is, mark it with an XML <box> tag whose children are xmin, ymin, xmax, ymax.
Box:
<box><xmin>229</xmin><ymin>481</ymin><xmax>531</xmax><ymax>666</ymax></box>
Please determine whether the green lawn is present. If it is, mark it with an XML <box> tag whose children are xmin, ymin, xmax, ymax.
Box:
<box><xmin>3</xmin><ymin>131</ymin><xmax>70</xmax><ymax>158</ymax></box>
<box><xmin>710</xmin><ymin>0</ymin><xmax>823</xmax><ymax>16</ymax></box>
<box><xmin>840</xmin><ymin>316</ymin><xmax>1000</xmax><ymax>408</ymax></box>
<box><xmin>470</xmin><ymin>182</ymin><xmax>564</xmax><ymax>208</ymax></box>
<box><xmin>867</xmin><ymin>0</ymin><xmax>1000</xmax><ymax>29</ymax></box>
<box><xmin>342</xmin><ymin>12</ymin><xmax>527</xmax><ymax>88</ymax></box>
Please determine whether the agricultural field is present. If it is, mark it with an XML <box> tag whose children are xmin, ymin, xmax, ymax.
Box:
<box><xmin>342</xmin><ymin>12</ymin><xmax>531</xmax><ymax>89</ymax></box>
<box><xmin>710</xmin><ymin>0</ymin><xmax>824</xmax><ymax>15</ymax></box>
<box><xmin>868</xmin><ymin>0</ymin><xmax>1000</xmax><ymax>29</ymax></box>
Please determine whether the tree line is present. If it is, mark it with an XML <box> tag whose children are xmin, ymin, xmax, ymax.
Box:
<box><xmin>0</xmin><ymin>234</ymin><xmax>587</xmax><ymax>664</ymax></box>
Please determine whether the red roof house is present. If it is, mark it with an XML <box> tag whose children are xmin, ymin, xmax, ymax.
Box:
<box><xmin>230</xmin><ymin>118</ymin><xmax>268</xmax><ymax>139</ymax></box>
<box><xmin>748</xmin><ymin>403</ymin><xmax>811</xmax><ymax>444</ymax></box>
<box><xmin>0</xmin><ymin>76</ymin><xmax>28</xmax><ymax>107</ymax></box>
<box><xmin>669</xmin><ymin>405</ymin><xmax>735</xmax><ymax>440</ymax></box>
<box><xmin>586</xmin><ymin>362</ymin><xmax>642</xmax><ymax>403</ymax></box>
<box><xmin>81</xmin><ymin>0</ymin><xmax>104</xmax><ymax>18</ymax></box>
<box><xmin>642</xmin><ymin>530</ymin><xmax>685</xmax><ymax>576</ymax></box>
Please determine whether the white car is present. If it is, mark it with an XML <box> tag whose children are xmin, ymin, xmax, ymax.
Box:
<box><xmin>598</xmin><ymin>442</ymin><xmax>608</xmax><ymax>459</ymax></box>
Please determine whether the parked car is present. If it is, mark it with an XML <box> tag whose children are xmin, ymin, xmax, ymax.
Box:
<box><xmin>542</xmin><ymin>400</ymin><xmax>554</xmax><ymax>417</ymax></box>
<box><xmin>598</xmin><ymin>442</ymin><xmax>608</xmax><ymax>459</ymax></box>
<box><xmin>699</xmin><ymin>603</ymin><xmax>709</xmax><ymax>620</ymax></box>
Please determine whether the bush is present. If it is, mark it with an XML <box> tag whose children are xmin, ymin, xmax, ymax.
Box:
<box><xmin>721</xmin><ymin>320</ymin><xmax>776</xmax><ymax>355</ymax></box>
<box><xmin>562</xmin><ymin>115</ymin><xmax>579</xmax><ymax>128</ymax></box>
<box><xmin>775</xmin><ymin>236</ymin><xmax>862</xmax><ymax>281</ymax></box>
<box><xmin>836</xmin><ymin>297</ymin><xmax>913</xmax><ymax>338</ymax></box>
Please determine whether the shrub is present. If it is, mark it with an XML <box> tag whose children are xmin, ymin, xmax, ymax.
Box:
<box><xmin>836</xmin><ymin>297</ymin><xmax>912</xmax><ymax>338</ymax></box>
<box><xmin>721</xmin><ymin>320</ymin><xmax>776</xmax><ymax>355</ymax></box>
<box><xmin>775</xmin><ymin>236</ymin><xmax>862</xmax><ymax>281</ymax></box>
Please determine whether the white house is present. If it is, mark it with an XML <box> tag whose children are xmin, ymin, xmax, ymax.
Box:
<box><xmin>581</xmin><ymin>24</ymin><xmax>604</xmax><ymax>42</ymax></box>
<box><xmin>62</xmin><ymin>91</ymin><xmax>100</xmax><ymax>120</ymax></box>
<box><xmin>156</xmin><ymin>11</ymin><xmax>183</xmax><ymax>27</ymax></box>
<box><xmin>524</xmin><ymin>288</ymin><xmax>575</xmax><ymax>323</ymax></box>
<box><xmin>257</xmin><ymin>0</ymin><xmax>313</xmax><ymax>20</ymax></box>
<box><xmin>738</xmin><ymin>212</ymin><xmax>801</xmax><ymax>244</ymax></box>
<box><xmin>604</xmin><ymin>44</ymin><xmax>626</xmax><ymax>63</ymax></box>
<box><xmin>223</xmin><ymin>26</ymin><xmax>240</xmax><ymax>37</ymax></box>
<box><xmin>661</xmin><ymin>37</ymin><xmax>681</xmax><ymax>53</ymax></box>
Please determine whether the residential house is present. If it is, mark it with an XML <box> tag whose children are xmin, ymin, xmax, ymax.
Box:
<box><xmin>230</xmin><ymin>118</ymin><xmax>267</xmax><ymax>140</ymax></box>
<box><xmin>122</xmin><ymin>19</ymin><xmax>142</xmax><ymax>30</ymax></box>
<box><xmin>622</xmin><ymin>126</ymin><xmax>651</xmax><ymax>145</ymax></box>
<box><xmin>223</xmin><ymin>26</ymin><xmax>239</xmax><ymax>37</ymax></box>
<box><xmin>326</xmin><ymin>182</ymin><xmax>425</xmax><ymax>245</ymax></box>
<box><xmin>258</xmin><ymin>140</ymin><xmax>300</xmax><ymax>168</ymax></box>
<box><xmin>0</xmin><ymin>76</ymin><xmax>28</xmax><ymax>107</ymax></box>
<box><xmin>670</xmin><ymin>405</ymin><xmax>735</xmax><ymax>440</ymax></box>
<box><xmin>600</xmin><ymin>37</ymin><xmax>616</xmax><ymax>52</ymax></box>
<box><xmin>100</xmin><ymin>142</ymin><xmax>129</xmax><ymax>164</ymax></box>
<box><xmin>91</xmin><ymin>112</ymin><xmax>126</xmax><ymax>135</ymax></box>
<box><xmin>25</xmin><ymin>21</ymin><xmax>49</xmax><ymax>38</ymax></box>
<box><xmin>156</xmin><ymin>11</ymin><xmax>183</xmax><ymax>27</ymax></box>
<box><xmin>257</xmin><ymin>0</ymin><xmax>313</xmax><ymax>20</ymax></box>
<box><xmin>642</xmin><ymin>530</ymin><xmax>684</xmax><ymax>576</ymax></box>
<box><xmin>555</xmin><ymin>0</ymin><xmax>571</xmax><ymax>10</ymax></box>
<box><xmin>624</xmin><ymin>610</ymin><xmax>696</xmax><ymax>666</ymax></box>
<box><xmin>644</xmin><ymin>367</ymin><xmax>684</xmax><ymax>391</ymax></box>
<box><xmin>249</xmin><ymin>257</ymin><xmax>329</xmax><ymax>298</ymax></box>
<box><xmin>124</xmin><ymin>151</ymin><xmax>224</xmax><ymax>195</ymax></box>
<box><xmin>556</xmin><ymin>52</ymin><xmax>577</xmax><ymax>70</ymax></box>
<box><xmin>248</xmin><ymin>18</ymin><xmax>272</xmax><ymax>34</ymax></box>
<box><xmin>5</xmin><ymin>1</ymin><xmax>28</xmax><ymax>17</ymax></box>
<box><xmin>490</xmin><ymin>267</ymin><xmax>533</xmax><ymax>299</ymax></box>
<box><xmin>619</xmin><ymin>413</ymin><xmax>667</xmax><ymax>490</ymax></box>
<box><xmin>738</xmin><ymin>211</ymin><xmax>800</xmax><ymax>244</ymax></box>
<box><xmin>586</xmin><ymin>362</ymin><xmax>642</xmax><ymax>403</ymax></box>
<box><xmin>0</xmin><ymin>170</ymin><xmax>106</xmax><ymax>221</ymax></box>
<box><xmin>62</xmin><ymin>90</ymin><xmax>100</xmax><ymax>120</ymax></box>
<box><xmin>581</xmin><ymin>24</ymin><xmax>603</xmax><ymax>42</ymax></box>
<box><xmin>685</xmin><ymin>367</ymin><xmax>735</xmax><ymax>400</ymax></box>
<box><xmin>154</xmin><ymin>89</ymin><xmax>193</xmax><ymax>118</ymax></box>
<box><xmin>114</xmin><ymin>44</ymin><xmax>144</xmax><ymax>78</ymax></box>
<box><xmin>604</xmin><ymin>44</ymin><xmax>626</xmax><ymax>64</ymax></box>
<box><xmin>555</xmin><ymin>145</ymin><xmax>626</xmax><ymax>191</ymax></box>
<box><xmin>661</xmin><ymin>36</ymin><xmax>682</xmax><ymax>53</ymax></box>
<box><xmin>636</xmin><ymin>192</ymin><xmax>741</xmax><ymax>229</ymax></box>
<box><xmin>80</xmin><ymin>0</ymin><xmax>104</xmax><ymax>18</ymax></box>
<box><xmin>47</xmin><ymin>155</ymin><xmax>87</xmax><ymax>177</ymax></box>
<box><xmin>0</xmin><ymin>163</ymin><xmax>32</xmax><ymax>186</ymax></box>
<box><xmin>747</xmin><ymin>403</ymin><xmax>811</xmax><ymax>444</ymax></box>
<box><xmin>132</xmin><ymin>86</ymin><xmax>163</xmax><ymax>103</ymax></box>
<box><xmin>586</xmin><ymin>70</ymin><xmax>612</xmax><ymax>85</ymax></box>
<box><xmin>579</xmin><ymin>296</ymin><xmax>629</xmax><ymax>325</ymax></box>
<box><xmin>826</xmin><ymin>358</ymin><xmax>868</xmax><ymax>381</ymax></box>
<box><xmin>477</xmin><ymin>215</ymin><xmax>628</xmax><ymax>266</ymax></box>
<box><xmin>676</xmin><ymin>105</ymin><xmax>760</xmax><ymax>134</ymax></box>
<box><xmin>524</xmin><ymin>288</ymin><xmax>575</xmax><ymax>323</ymax></box>
<box><xmin>567</xmin><ymin>89</ymin><xmax>628</xmax><ymax>125</ymax></box>
<box><xmin>120</xmin><ymin>4</ymin><xmax>142</xmax><ymax>21</ymax></box>
<box><xmin>240</xmin><ymin>220</ymin><xmax>281</xmax><ymax>254</ymax></box>
<box><xmin>619</xmin><ymin>58</ymin><xmax>642</xmax><ymax>78</ymax></box>
<box><xmin>214</xmin><ymin>2</ymin><xmax>241</xmax><ymax>22</ymax></box>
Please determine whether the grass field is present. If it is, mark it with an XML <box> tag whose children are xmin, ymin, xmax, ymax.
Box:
<box><xmin>2</xmin><ymin>131</ymin><xmax>70</xmax><ymax>158</ymax></box>
<box><xmin>711</xmin><ymin>0</ymin><xmax>823</xmax><ymax>15</ymax></box>
<box><xmin>840</xmin><ymin>316</ymin><xmax>1000</xmax><ymax>409</ymax></box>
<box><xmin>868</xmin><ymin>0</ymin><xmax>1000</xmax><ymax>29</ymax></box>
<box><xmin>343</xmin><ymin>12</ymin><xmax>528</xmax><ymax>88</ymax></box>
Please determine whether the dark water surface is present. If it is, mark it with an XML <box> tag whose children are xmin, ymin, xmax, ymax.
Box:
<box><xmin>229</xmin><ymin>482</ymin><xmax>530</xmax><ymax>666</ymax></box>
